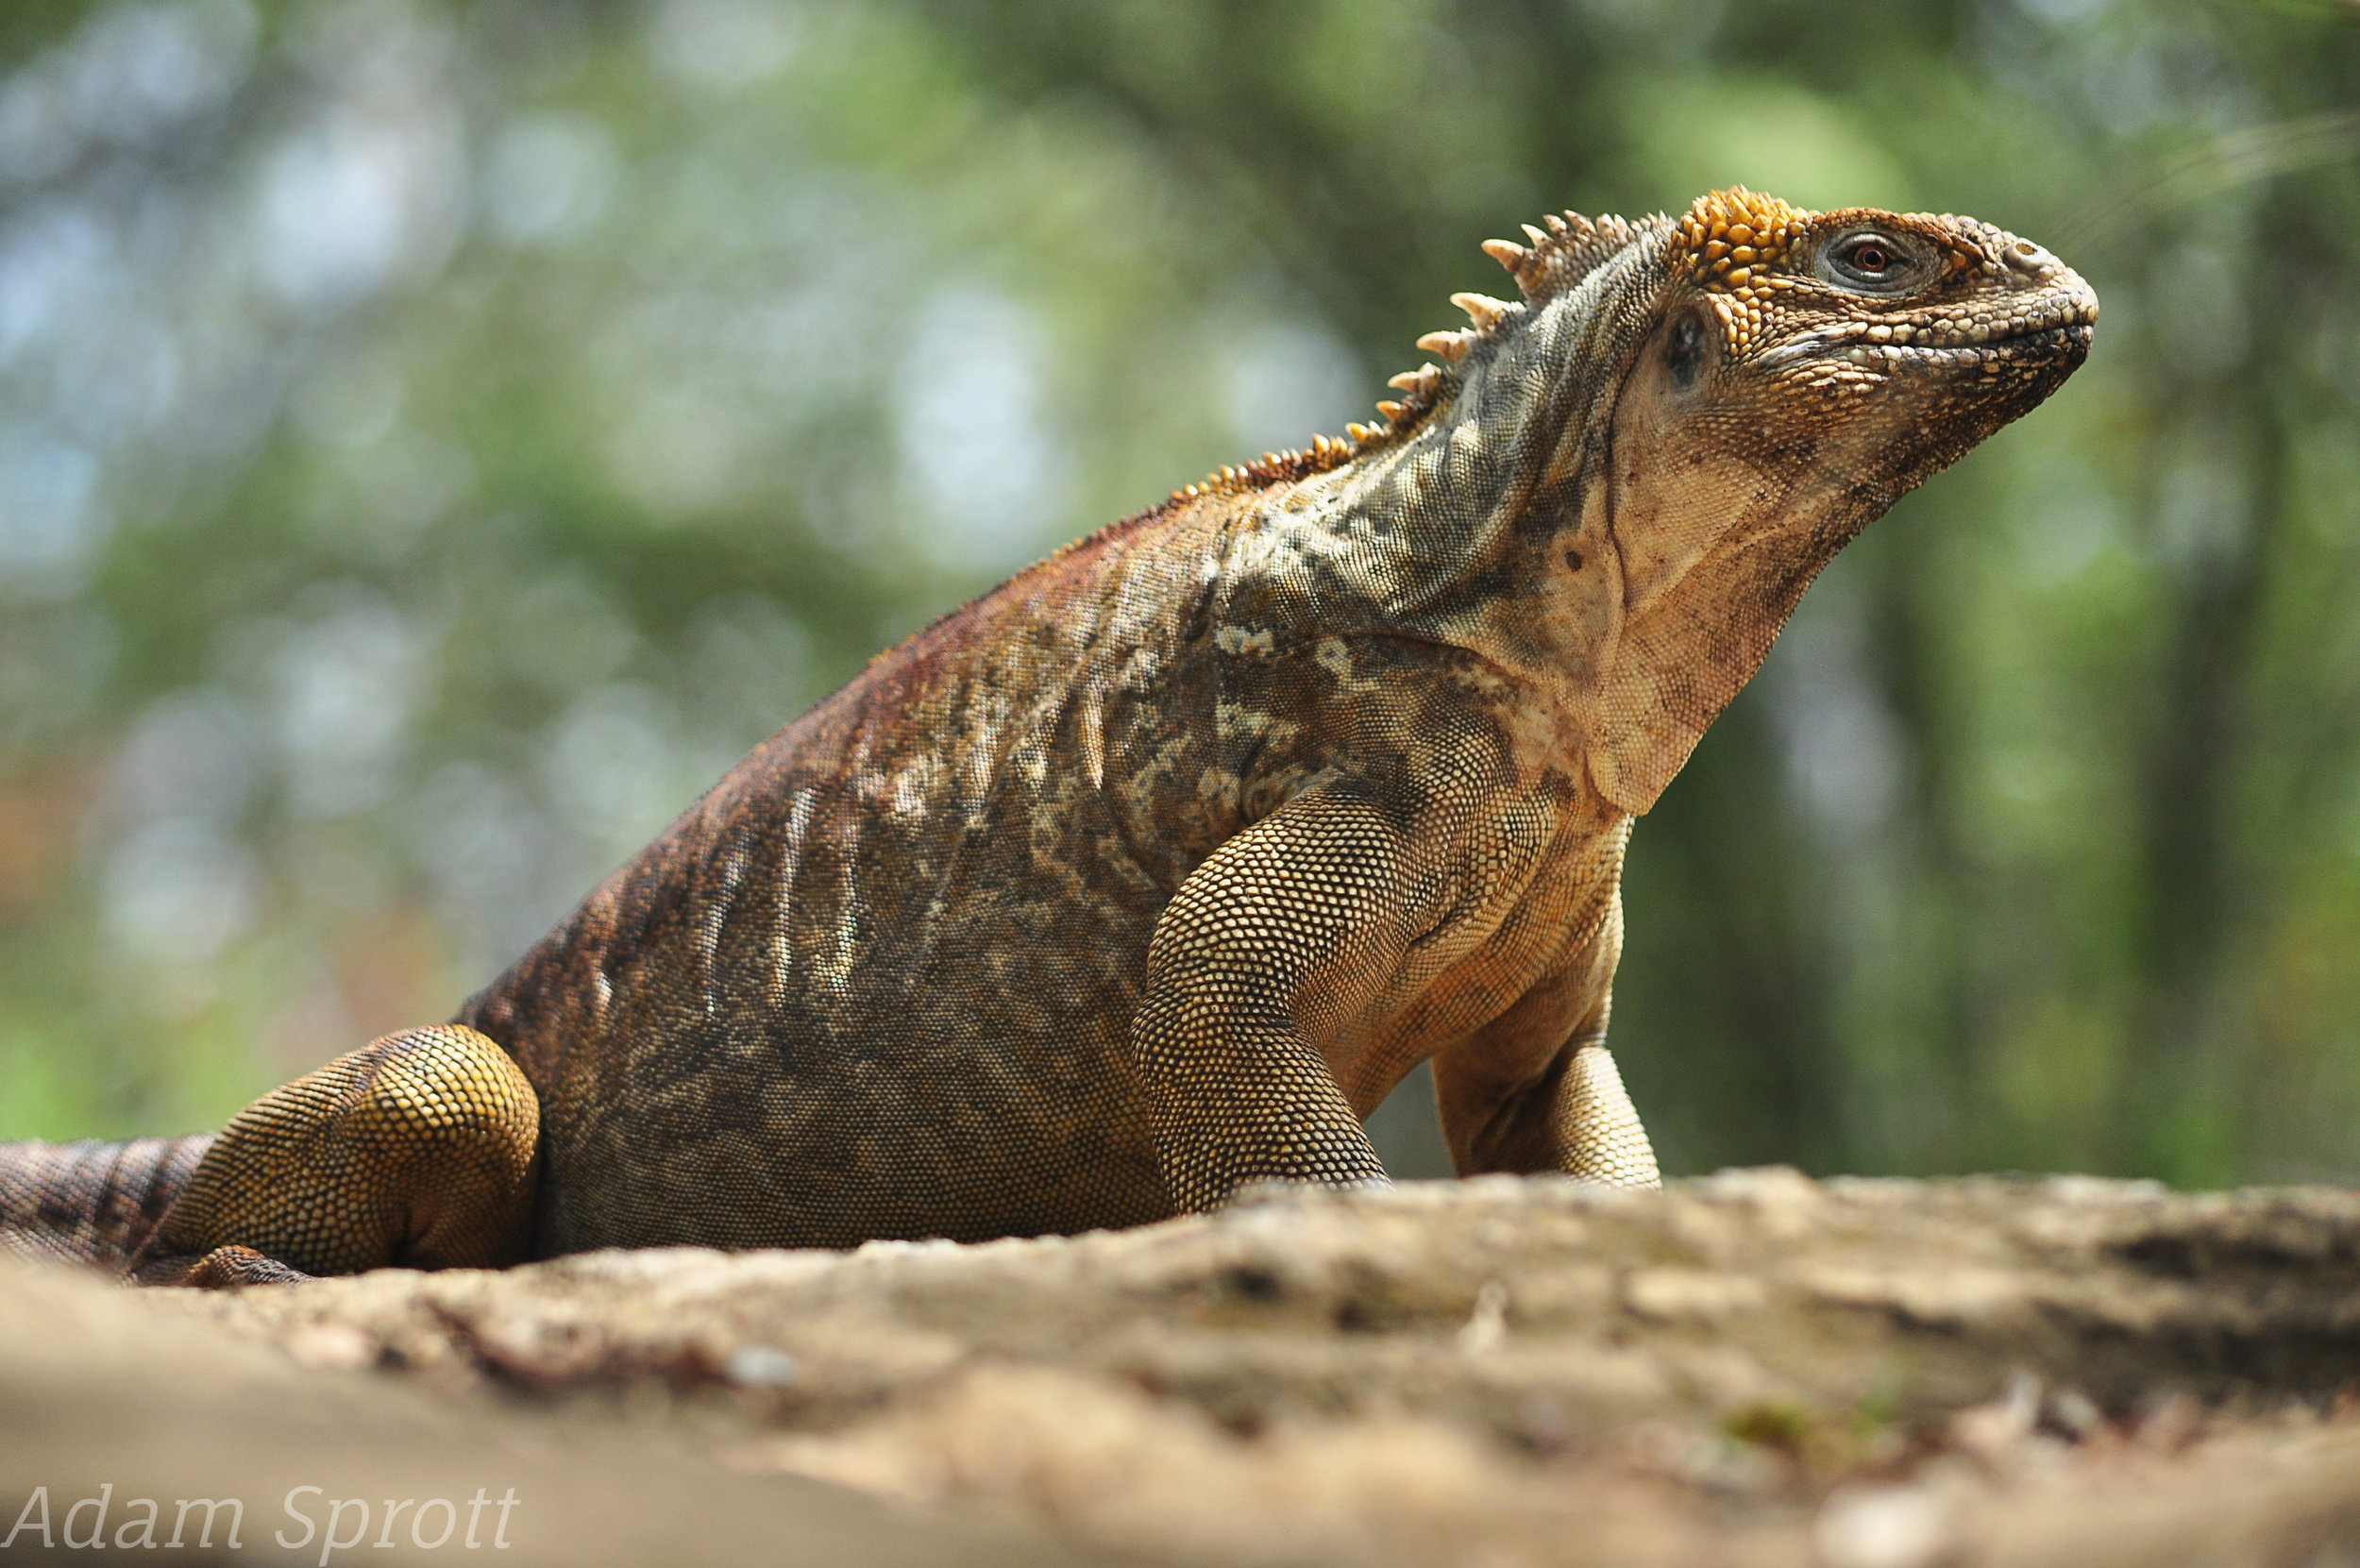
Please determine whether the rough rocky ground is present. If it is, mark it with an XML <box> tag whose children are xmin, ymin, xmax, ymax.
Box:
<box><xmin>14</xmin><ymin>1172</ymin><xmax>2360</xmax><ymax>1566</ymax></box>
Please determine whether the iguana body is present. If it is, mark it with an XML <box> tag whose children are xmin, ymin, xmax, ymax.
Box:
<box><xmin>0</xmin><ymin>190</ymin><xmax>2094</xmax><ymax>1284</ymax></box>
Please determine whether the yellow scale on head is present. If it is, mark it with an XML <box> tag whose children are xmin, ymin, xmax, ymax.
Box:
<box><xmin>1668</xmin><ymin>188</ymin><xmax>1809</xmax><ymax>359</ymax></box>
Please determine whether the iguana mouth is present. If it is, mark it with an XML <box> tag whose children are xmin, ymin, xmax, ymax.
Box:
<box><xmin>1758</xmin><ymin>320</ymin><xmax>2094</xmax><ymax>376</ymax></box>
<box><xmin>1841</xmin><ymin>320</ymin><xmax>2094</xmax><ymax>370</ymax></box>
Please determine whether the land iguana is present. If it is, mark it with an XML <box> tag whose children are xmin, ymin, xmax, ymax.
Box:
<box><xmin>0</xmin><ymin>189</ymin><xmax>2095</xmax><ymax>1286</ymax></box>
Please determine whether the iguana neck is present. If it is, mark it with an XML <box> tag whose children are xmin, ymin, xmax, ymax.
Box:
<box><xmin>1238</xmin><ymin>225</ymin><xmax>1684</xmax><ymax>805</ymax></box>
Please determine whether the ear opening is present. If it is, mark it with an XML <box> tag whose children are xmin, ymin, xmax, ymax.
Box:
<box><xmin>1663</xmin><ymin>307</ymin><xmax>1713</xmax><ymax>393</ymax></box>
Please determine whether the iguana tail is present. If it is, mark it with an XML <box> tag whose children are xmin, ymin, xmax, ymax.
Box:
<box><xmin>0</xmin><ymin>1136</ymin><xmax>214</xmax><ymax>1271</ymax></box>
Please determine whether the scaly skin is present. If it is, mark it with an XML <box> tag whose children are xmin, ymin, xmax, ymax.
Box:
<box><xmin>0</xmin><ymin>190</ymin><xmax>2095</xmax><ymax>1284</ymax></box>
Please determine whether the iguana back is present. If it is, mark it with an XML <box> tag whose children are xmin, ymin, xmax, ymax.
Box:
<box><xmin>464</xmin><ymin>497</ymin><xmax>1231</xmax><ymax>1251</ymax></box>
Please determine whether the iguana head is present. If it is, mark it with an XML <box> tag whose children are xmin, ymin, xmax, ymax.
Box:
<box><xmin>1558</xmin><ymin>189</ymin><xmax>2095</xmax><ymax>810</ymax></box>
<box><xmin>1222</xmin><ymin>188</ymin><xmax>2096</xmax><ymax>815</ymax></box>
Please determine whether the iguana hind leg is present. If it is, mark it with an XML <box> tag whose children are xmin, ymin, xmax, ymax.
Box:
<box><xmin>132</xmin><ymin>1024</ymin><xmax>540</xmax><ymax>1287</ymax></box>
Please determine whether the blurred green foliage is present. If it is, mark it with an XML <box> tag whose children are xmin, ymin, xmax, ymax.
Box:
<box><xmin>0</xmin><ymin>0</ymin><xmax>2356</xmax><ymax>1188</ymax></box>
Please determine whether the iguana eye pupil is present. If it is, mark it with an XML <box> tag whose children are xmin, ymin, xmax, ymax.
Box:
<box><xmin>1849</xmin><ymin>244</ymin><xmax>1890</xmax><ymax>272</ymax></box>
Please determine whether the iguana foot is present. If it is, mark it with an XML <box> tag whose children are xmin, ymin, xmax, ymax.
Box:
<box><xmin>128</xmin><ymin>1025</ymin><xmax>541</xmax><ymax>1285</ymax></box>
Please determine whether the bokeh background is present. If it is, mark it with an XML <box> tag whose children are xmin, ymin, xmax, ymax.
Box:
<box><xmin>1</xmin><ymin>0</ymin><xmax>2357</xmax><ymax>1187</ymax></box>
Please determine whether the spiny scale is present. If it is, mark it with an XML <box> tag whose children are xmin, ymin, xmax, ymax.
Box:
<box><xmin>1450</xmin><ymin>291</ymin><xmax>1516</xmax><ymax>330</ymax></box>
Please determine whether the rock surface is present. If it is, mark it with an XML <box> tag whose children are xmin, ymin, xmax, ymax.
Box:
<box><xmin>15</xmin><ymin>1172</ymin><xmax>2360</xmax><ymax>1566</ymax></box>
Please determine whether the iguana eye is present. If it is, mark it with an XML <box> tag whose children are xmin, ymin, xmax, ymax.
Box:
<box><xmin>1816</xmin><ymin>228</ymin><xmax>1932</xmax><ymax>295</ymax></box>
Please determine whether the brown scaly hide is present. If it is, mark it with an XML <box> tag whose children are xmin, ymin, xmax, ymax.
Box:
<box><xmin>1</xmin><ymin>189</ymin><xmax>2097</xmax><ymax>1276</ymax></box>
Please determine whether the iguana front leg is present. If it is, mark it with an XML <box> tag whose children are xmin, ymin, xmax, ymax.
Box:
<box><xmin>1438</xmin><ymin>1038</ymin><xmax>1660</xmax><ymax>1188</ymax></box>
<box><xmin>1131</xmin><ymin>776</ymin><xmax>1509</xmax><ymax>1211</ymax></box>
<box><xmin>130</xmin><ymin>1025</ymin><xmax>540</xmax><ymax>1286</ymax></box>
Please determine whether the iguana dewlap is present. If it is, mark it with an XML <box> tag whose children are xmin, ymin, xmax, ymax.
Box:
<box><xmin>0</xmin><ymin>190</ymin><xmax>2094</xmax><ymax>1285</ymax></box>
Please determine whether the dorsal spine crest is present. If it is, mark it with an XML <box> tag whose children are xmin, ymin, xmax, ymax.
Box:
<box><xmin>1173</xmin><ymin>200</ymin><xmax>1685</xmax><ymax>504</ymax></box>
<box><xmin>1479</xmin><ymin>210</ymin><xmax>1642</xmax><ymax>304</ymax></box>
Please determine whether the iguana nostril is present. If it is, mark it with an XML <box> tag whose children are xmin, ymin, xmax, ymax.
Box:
<box><xmin>2005</xmin><ymin>238</ymin><xmax>2053</xmax><ymax>277</ymax></box>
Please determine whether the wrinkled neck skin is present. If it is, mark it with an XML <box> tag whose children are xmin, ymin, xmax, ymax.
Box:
<box><xmin>1246</xmin><ymin>223</ymin><xmax>1852</xmax><ymax>816</ymax></box>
